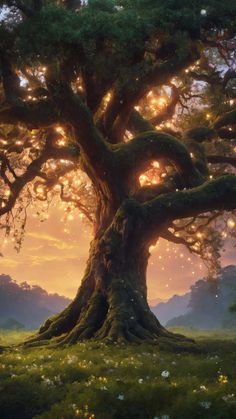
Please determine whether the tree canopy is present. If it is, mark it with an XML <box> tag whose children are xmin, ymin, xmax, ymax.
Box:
<box><xmin>0</xmin><ymin>0</ymin><xmax>236</xmax><ymax>276</ymax></box>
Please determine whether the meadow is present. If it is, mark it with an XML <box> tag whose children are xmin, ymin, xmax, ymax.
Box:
<box><xmin>0</xmin><ymin>328</ymin><xmax>236</xmax><ymax>419</ymax></box>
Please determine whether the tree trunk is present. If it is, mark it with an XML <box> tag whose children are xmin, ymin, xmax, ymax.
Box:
<box><xmin>25</xmin><ymin>207</ymin><xmax>166</xmax><ymax>345</ymax></box>
<box><xmin>26</xmin><ymin>203</ymin><xmax>190</xmax><ymax>346</ymax></box>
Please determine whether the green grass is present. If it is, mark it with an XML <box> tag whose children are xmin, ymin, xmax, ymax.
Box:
<box><xmin>0</xmin><ymin>329</ymin><xmax>34</xmax><ymax>346</ymax></box>
<box><xmin>0</xmin><ymin>328</ymin><xmax>236</xmax><ymax>419</ymax></box>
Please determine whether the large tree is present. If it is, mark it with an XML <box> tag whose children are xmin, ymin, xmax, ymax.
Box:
<box><xmin>0</xmin><ymin>0</ymin><xmax>236</xmax><ymax>345</ymax></box>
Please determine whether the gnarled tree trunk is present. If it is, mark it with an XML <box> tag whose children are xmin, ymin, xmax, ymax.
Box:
<box><xmin>27</xmin><ymin>201</ymin><xmax>173</xmax><ymax>345</ymax></box>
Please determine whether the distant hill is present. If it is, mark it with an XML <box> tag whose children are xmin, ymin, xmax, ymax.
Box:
<box><xmin>150</xmin><ymin>293</ymin><xmax>190</xmax><ymax>326</ymax></box>
<box><xmin>1</xmin><ymin>318</ymin><xmax>25</xmax><ymax>330</ymax></box>
<box><xmin>0</xmin><ymin>274</ymin><xmax>71</xmax><ymax>329</ymax></box>
<box><xmin>148</xmin><ymin>297</ymin><xmax>166</xmax><ymax>307</ymax></box>
<box><xmin>166</xmin><ymin>266</ymin><xmax>236</xmax><ymax>329</ymax></box>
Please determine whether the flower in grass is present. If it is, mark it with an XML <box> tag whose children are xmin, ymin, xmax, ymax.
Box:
<box><xmin>200</xmin><ymin>385</ymin><xmax>207</xmax><ymax>391</ymax></box>
<box><xmin>222</xmin><ymin>394</ymin><xmax>236</xmax><ymax>404</ymax></box>
<box><xmin>199</xmin><ymin>401</ymin><xmax>211</xmax><ymax>409</ymax></box>
<box><xmin>138</xmin><ymin>378</ymin><xmax>143</xmax><ymax>384</ymax></box>
<box><xmin>218</xmin><ymin>374</ymin><xmax>228</xmax><ymax>384</ymax></box>
<box><xmin>67</xmin><ymin>354</ymin><xmax>78</xmax><ymax>364</ymax></box>
<box><xmin>117</xmin><ymin>394</ymin><xmax>125</xmax><ymax>400</ymax></box>
<box><xmin>161</xmin><ymin>370</ymin><xmax>170</xmax><ymax>379</ymax></box>
<box><xmin>41</xmin><ymin>375</ymin><xmax>54</xmax><ymax>386</ymax></box>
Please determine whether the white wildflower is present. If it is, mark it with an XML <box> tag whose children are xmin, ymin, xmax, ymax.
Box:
<box><xmin>161</xmin><ymin>370</ymin><xmax>170</xmax><ymax>379</ymax></box>
<box><xmin>222</xmin><ymin>394</ymin><xmax>236</xmax><ymax>404</ymax></box>
<box><xmin>199</xmin><ymin>401</ymin><xmax>211</xmax><ymax>409</ymax></box>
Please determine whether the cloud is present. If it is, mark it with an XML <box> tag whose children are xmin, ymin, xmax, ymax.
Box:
<box><xmin>29</xmin><ymin>254</ymin><xmax>80</xmax><ymax>266</ymax></box>
<box><xmin>27</xmin><ymin>232</ymin><xmax>80</xmax><ymax>251</ymax></box>
<box><xmin>0</xmin><ymin>257</ymin><xmax>22</xmax><ymax>268</ymax></box>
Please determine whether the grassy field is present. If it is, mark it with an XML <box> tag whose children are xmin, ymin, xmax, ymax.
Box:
<box><xmin>0</xmin><ymin>328</ymin><xmax>236</xmax><ymax>419</ymax></box>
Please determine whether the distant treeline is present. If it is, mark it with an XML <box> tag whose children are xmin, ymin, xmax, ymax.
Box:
<box><xmin>0</xmin><ymin>275</ymin><xmax>71</xmax><ymax>329</ymax></box>
<box><xmin>166</xmin><ymin>266</ymin><xmax>236</xmax><ymax>329</ymax></box>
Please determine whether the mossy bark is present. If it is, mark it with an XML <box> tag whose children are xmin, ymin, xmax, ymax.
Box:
<box><xmin>26</xmin><ymin>207</ymin><xmax>175</xmax><ymax>345</ymax></box>
<box><xmin>25</xmin><ymin>196</ymin><xmax>200</xmax><ymax>348</ymax></box>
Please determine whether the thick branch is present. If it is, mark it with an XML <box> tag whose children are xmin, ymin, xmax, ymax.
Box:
<box><xmin>218</xmin><ymin>128</ymin><xmax>236</xmax><ymax>139</ymax></box>
<box><xmin>0</xmin><ymin>101</ymin><xmax>59</xmax><ymax>128</ymax></box>
<box><xmin>104</xmin><ymin>44</ymin><xmax>199</xmax><ymax>143</ymax></box>
<box><xmin>207</xmin><ymin>155</ymin><xmax>236</xmax><ymax>168</ymax></box>
<box><xmin>47</xmin><ymin>82</ymin><xmax>114</xmax><ymax>179</ymax></box>
<box><xmin>214</xmin><ymin>108</ymin><xmax>236</xmax><ymax>129</ymax></box>
<box><xmin>134</xmin><ymin>182</ymin><xmax>174</xmax><ymax>203</ymax></box>
<box><xmin>127</xmin><ymin>110</ymin><xmax>155</xmax><ymax>136</ymax></box>
<box><xmin>142</xmin><ymin>175</ymin><xmax>236</xmax><ymax>238</ymax></box>
<box><xmin>116</xmin><ymin>131</ymin><xmax>203</xmax><ymax>187</ymax></box>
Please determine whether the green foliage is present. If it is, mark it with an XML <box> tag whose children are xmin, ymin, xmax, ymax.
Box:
<box><xmin>3</xmin><ymin>0</ymin><xmax>235</xmax><ymax>72</ymax></box>
<box><xmin>230</xmin><ymin>302</ymin><xmax>236</xmax><ymax>312</ymax></box>
<box><xmin>15</xmin><ymin>3</ymin><xmax>148</xmax><ymax>67</ymax></box>
<box><xmin>0</xmin><ymin>330</ymin><xmax>236</xmax><ymax>418</ymax></box>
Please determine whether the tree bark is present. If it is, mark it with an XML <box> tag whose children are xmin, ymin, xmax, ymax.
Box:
<box><xmin>26</xmin><ymin>207</ymin><xmax>173</xmax><ymax>345</ymax></box>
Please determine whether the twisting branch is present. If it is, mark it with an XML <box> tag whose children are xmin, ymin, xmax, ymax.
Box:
<box><xmin>0</xmin><ymin>100</ymin><xmax>60</xmax><ymax>128</ymax></box>
<box><xmin>103</xmin><ymin>43</ymin><xmax>199</xmax><ymax>143</ymax></box>
<box><xmin>59</xmin><ymin>184</ymin><xmax>94</xmax><ymax>223</ymax></box>
<box><xmin>159</xmin><ymin>228</ymin><xmax>198</xmax><ymax>249</ymax></box>
<box><xmin>0</xmin><ymin>152</ymin><xmax>18</xmax><ymax>187</ymax></box>
<box><xmin>149</xmin><ymin>84</ymin><xmax>180</xmax><ymax>126</ymax></box>
<box><xmin>116</xmin><ymin>131</ymin><xmax>203</xmax><ymax>188</ymax></box>
<box><xmin>0</xmin><ymin>130</ymin><xmax>80</xmax><ymax>216</ymax></box>
<box><xmin>214</xmin><ymin>108</ymin><xmax>236</xmax><ymax>129</ymax></box>
<box><xmin>134</xmin><ymin>181</ymin><xmax>175</xmax><ymax>203</ymax></box>
<box><xmin>46</xmin><ymin>81</ymin><xmax>114</xmax><ymax>180</ymax></box>
<box><xmin>207</xmin><ymin>155</ymin><xmax>236</xmax><ymax>168</ymax></box>
<box><xmin>127</xmin><ymin>110</ymin><xmax>155</xmax><ymax>136</ymax></box>
<box><xmin>0</xmin><ymin>54</ymin><xmax>59</xmax><ymax>128</ymax></box>
<box><xmin>142</xmin><ymin>175</ymin><xmax>236</xmax><ymax>240</ymax></box>
<box><xmin>218</xmin><ymin>128</ymin><xmax>236</xmax><ymax>139</ymax></box>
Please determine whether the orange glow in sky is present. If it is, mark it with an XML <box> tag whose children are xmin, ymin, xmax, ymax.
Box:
<box><xmin>0</xmin><ymin>203</ymin><xmax>234</xmax><ymax>303</ymax></box>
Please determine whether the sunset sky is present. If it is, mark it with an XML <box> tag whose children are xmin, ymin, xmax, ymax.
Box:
<box><xmin>0</xmin><ymin>202</ymin><xmax>235</xmax><ymax>303</ymax></box>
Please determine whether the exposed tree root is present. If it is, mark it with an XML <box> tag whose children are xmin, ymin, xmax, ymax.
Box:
<box><xmin>23</xmin><ymin>235</ymin><xmax>198</xmax><ymax>352</ymax></box>
<box><xmin>24</xmin><ymin>295</ymin><xmax>197</xmax><ymax>351</ymax></box>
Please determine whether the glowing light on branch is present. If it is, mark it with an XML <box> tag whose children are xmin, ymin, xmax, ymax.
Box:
<box><xmin>227</xmin><ymin>219</ymin><xmax>235</xmax><ymax>229</ymax></box>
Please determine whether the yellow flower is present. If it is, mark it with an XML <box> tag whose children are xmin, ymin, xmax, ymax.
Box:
<box><xmin>218</xmin><ymin>375</ymin><xmax>228</xmax><ymax>384</ymax></box>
